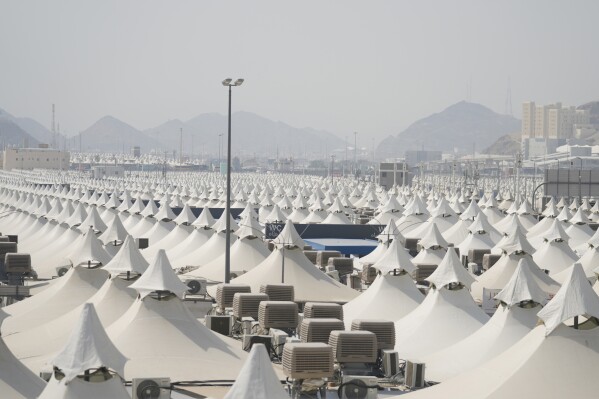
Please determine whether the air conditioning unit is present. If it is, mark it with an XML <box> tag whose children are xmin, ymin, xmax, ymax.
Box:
<box><xmin>304</xmin><ymin>302</ymin><xmax>344</xmax><ymax>321</ymax></box>
<box><xmin>258</xmin><ymin>301</ymin><xmax>298</xmax><ymax>330</ymax></box>
<box><xmin>329</xmin><ymin>330</ymin><xmax>377</xmax><ymax>364</ymax></box>
<box><xmin>299</xmin><ymin>318</ymin><xmax>344</xmax><ymax>344</ymax></box>
<box><xmin>259</xmin><ymin>284</ymin><xmax>294</xmax><ymax>302</ymax></box>
<box><xmin>0</xmin><ymin>236</ymin><xmax>10</xmax><ymax>242</ymax></box>
<box><xmin>55</xmin><ymin>266</ymin><xmax>71</xmax><ymax>277</ymax></box>
<box><xmin>404</xmin><ymin>361</ymin><xmax>425</xmax><ymax>389</ymax></box>
<box><xmin>382</xmin><ymin>350</ymin><xmax>399</xmax><ymax>377</ymax></box>
<box><xmin>136</xmin><ymin>238</ymin><xmax>149</xmax><ymax>250</ymax></box>
<box><xmin>184</xmin><ymin>278</ymin><xmax>206</xmax><ymax>295</ymax></box>
<box><xmin>340</xmin><ymin>375</ymin><xmax>378</xmax><ymax>399</ymax></box>
<box><xmin>361</xmin><ymin>265</ymin><xmax>377</xmax><ymax>284</ymax></box>
<box><xmin>347</xmin><ymin>274</ymin><xmax>362</xmax><ymax>290</ymax></box>
<box><xmin>270</xmin><ymin>328</ymin><xmax>289</xmax><ymax>357</ymax></box>
<box><xmin>4</xmin><ymin>253</ymin><xmax>31</xmax><ymax>274</ymax></box>
<box><xmin>327</xmin><ymin>257</ymin><xmax>354</xmax><ymax>276</ymax></box>
<box><xmin>351</xmin><ymin>319</ymin><xmax>396</xmax><ymax>350</ymax></box>
<box><xmin>316</xmin><ymin>250</ymin><xmax>342</xmax><ymax>267</ymax></box>
<box><xmin>216</xmin><ymin>284</ymin><xmax>251</xmax><ymax>312</ymax></box>
<box><xmin>0</xmin><ymin>242</ymin><xmax>18</xmax><ymax>259</ymax></box>
<box><xmin>205</xmin><ymin>315</ymin><xmax>232</xmax><ymax>336</ymax></box>
<box><xmin>326</xmin><ymin>269</ymin><xmax>340</xmax><ymax>281</ymax></box>
<box><xmin>282</xmin><ymin>343</ymin><xmax>334</xmax><ymax>380</ymax></box>
<box><xmin>233</xmin><ymin>293</ymin><xmax>269</xmax><ymax>320</ymax></box>
<box><xmin>468</xmin><ymin>248</ymin><xmax>490</xmax><ymax>266</ymax></box>
<box><xmin>132</xmin><ymin>377</ymin><xmax>171</xmax><ymax>399</ymax></box>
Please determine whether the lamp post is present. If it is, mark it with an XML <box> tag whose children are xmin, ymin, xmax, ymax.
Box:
<box><xmin>572</xmin><ymin>156</ymin><xmax>583</xmax><ymax>203</ymax></box>
<box><xmin>353</xmin><ymin>132</ymin><xmax>358</xmax><ymax>176</ymax></box>
<box><xmin>222</xmin><ymin>78</ymin><xmax>244</xmax><ymax>283</ymax></box>
<box><xmin>218</xmin><ymin>133</ymin><xmax>223</xmax><ymax>172</ymax></box>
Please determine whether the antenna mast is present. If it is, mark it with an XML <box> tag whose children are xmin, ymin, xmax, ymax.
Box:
<box><xmin>51</xmin><ymin>104</ymin><xmax>56</xmax><ymax>149</ymax></box>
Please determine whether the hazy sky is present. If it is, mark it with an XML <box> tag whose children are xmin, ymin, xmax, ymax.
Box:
<box><xmin>1</xmin><ymin>0</ymin><xmax>598</xmax><ymax>144</ymax></box>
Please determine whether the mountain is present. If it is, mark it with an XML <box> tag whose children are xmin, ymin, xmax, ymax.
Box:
<box><xmin>377</xmin><ymin>101</ymin><xmax>521</xmax><ymax>158</ymax></box>
<box><xmin>144</xmin><ymin>111</ymin><xmax>345</xmax><ymax>158</ymax></box>
<box><xmin>0</xmin><ymin>108</ymin><xmax>40</xmax><ymax>148</ymax></box>
<box><xmin>482</xmin><ymin>133</ymin><xmax>521</xmax><ymax>155</ymax></box>
<box><xmin>72</xmin><ymin>116</ymin><xmax>163</xmax><ymax>153</ymax></box>
<box><xmin>578</xmin><ymin>101</ymin><xmax>599</xmax><ymax>125</ymax></box>
<box><xmin>13</xmin><ymin>117</ymin><xmax>55</xmax><ymax>145</ymax></box>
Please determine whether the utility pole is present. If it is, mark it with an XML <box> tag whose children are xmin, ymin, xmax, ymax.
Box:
<box><xmin>51</xmin><ymin>104</ymin><xmax>56</xmax><ymax>149</ymax></box>
<box><xmin>353</xmin><ymin>132</ymin><xmax>357</xmax><ymax>176</ymax></box>
<box><xmin>179</xmin><ymin>128</ymin><xmax>183</xmax><ymax>164</ymax></box>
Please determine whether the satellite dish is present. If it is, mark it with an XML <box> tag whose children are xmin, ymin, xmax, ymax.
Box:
<box><xmin>136</xmin><ymin>379</ymin><xmax>161</xmax><ymax>399</ymax></box>
<box><xmin>56</xmin><ymin>266</ymin><xmax>70</xmax><ymax>277</ymax></box>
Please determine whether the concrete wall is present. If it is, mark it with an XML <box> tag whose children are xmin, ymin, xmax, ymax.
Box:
<box><xmin>2</xmin><ymin>148</ymin><xmax>69</xmax><ymax>170</ymax></box>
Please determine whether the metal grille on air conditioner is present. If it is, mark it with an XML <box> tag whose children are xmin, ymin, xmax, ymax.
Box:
<box><xmin>329</xmin><ymin>330</ymin><xmax>377</xmax><ymax>364</ymax></box>
<box><xmin>259</xmin><ymin>284</ymin><xmax>294</xmax><ymax>302</ymax></box>
<box><xmin>216</xmin><ymin>284</ymin><xmax>251</xmax><ymax>311</ymax></box>
<box><xmin>258</xmin><ymin>301</ymin><xmax>298</xmax><ymax>329</ymax></box>
<box><xmin>282</xmin><ymin>343</ymin><xmax>334</xmax><ymax>380</ymax></box>
<box><xmin>303</xmin><ymin>302</ymin><xmax>344</xmax><ymax>321</ymax></box>
<box><xmin>232</xmin><ymin>293</ymin><xmax>269</xmax><ymax>320</ymax></box>
<box><xmin>350</xmin><ymin>319</ymin><xmax>396</xmax><ymax>350</ymax></box>
<box><xmin>299</xmin><ymin>318</ymin><xmax>345</xmax><ymax>344</ymax></box>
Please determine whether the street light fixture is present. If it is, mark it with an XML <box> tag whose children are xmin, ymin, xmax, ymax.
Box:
<box><xmin>222</xmin><ymin>77</ymin><xmax>244</xmax><ymax>283</ymax></box>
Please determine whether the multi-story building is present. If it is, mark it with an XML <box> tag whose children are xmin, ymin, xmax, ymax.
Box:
<box><xmin>2</xmin><ymin>147</ymin><xmax>70</xmax><ymax>171</ymax></box>
<box><xmin>522</xmin><ymin>102</ymin><xmax>590</xmax><ymax>158</ymax></box>
<box><xmin>522</xmin><ymin>102</ymin><xmax>589</xmax><ymax>140</ymax></box>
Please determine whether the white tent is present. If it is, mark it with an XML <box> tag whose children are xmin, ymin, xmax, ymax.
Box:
<box><xmin>0</xmin><ymin>333</ymin><xmax>45</xmax><ymax>399</ymax></box>
<box><xmin>223</xmin><ymin>344</ymin><xmax>287</xmax><ymax>399</ymax></box>
<box><xmin>418</xmin><ymin>259</ymin><xmax>548</xmax><ymax>382</ymax></box>
<box><xmin>393</xmin><ymin>249</ymin><xmax>488</xmax><ymax>360</ymax></box>
<box><xmin>395</xmin><ymin>263</ymin><xmax>599</xmax><ymax>399</ymax></box>
<box><xmin>107</xmin><ymin>251</ymin><xmax>248</xmax><ymax>380</ymax></box>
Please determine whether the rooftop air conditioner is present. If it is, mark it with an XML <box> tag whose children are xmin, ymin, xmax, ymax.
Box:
<box><xmin>132</xmin><ymin>377</ymin><xmax>171</xmax><ymax>399</ymax></box>
<box><xmin>259</xmin><ymin>284</ymin><xmax>294</xmax><ymax>302</ymax></box>
<box><xmin>361</xmin><ymin>265</ymin><xmax>377</xmax><ymax>284</ymax></box>
<box><xmin>205</xmin><ymin>315</ymin><xmax>232</xmax><ymax>336</ymax></box>
<box><xmin>340</xmin><ymin>375</ymin><xmax>378</xmax><ymax>399</ymax></box>
<box><xmin>329</xmin><ymin>330</ymin><xmax>377</xmax><ymax>364</ymax></box>
<box><xmin>299</xmin><ymin>318</ymin><xmax>345</xmax><ymax>344</ymax></box>
<box><xmin>233</xmin><ymin>293</ymin><xmax>269</xmax><ymax>320</ymax></box>
<box><xmin>282</xmin><ymin>343</ymin><xmax>334</xmax><ymax>380</ymax></box>
<box><xmin>258</xmin><ymin>301</ymin><xmax>298</xmax><ymax>330</ymax></box>
<box><xmin>216</xmin><ymin>284</ymin><xmax>251</xmax><ymax>312</ymax></box>
<box><xmin>382</xmin><ymin>350</ymin><xmax>399</xmax><ymax>378</ymax></box>
<box><xmin>4</xmin><ymin>253</ymin><xmax>31</xmax><ymax>274</ymax></box>
<box><xmin>327</xmin><ymin>257</ymin><xmax>354</xmax><ymax>276</ymax></box>
<box><xmin>404</xmin><ymin>361</ymin><xmax>425</xmax><ymax>389</ymax></box>
<box><xmin>303</xmin><ymin>302</ymin><xmax>344</xmax><ymax>321</ymax></box>
<box><xmin>351</xmin><ymin>319</ymin><xmax>396</xmax><ymax>350</ymax></box>
<box><xmin>55</xmin><ymin>266</ymin><xmax>71</xmax><ymax>277</ymax></box>
<box><xmin>184</xmin><ymin>278</ymin><xmax>206</xmax><ymax>295</ymax></box>
<box><xmin>0</xmin><ymin>242</ymin><xmax>18</xmax><ymax>258</ymax></box>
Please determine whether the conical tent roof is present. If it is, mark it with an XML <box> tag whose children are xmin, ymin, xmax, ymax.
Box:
<box><xmin>173</xmin><ymin>203</ymin><xmax>196</xmax><ymax>225</ymax></box>
<box><xmin>418</xmin><ymin>223</ymin><xmax>448</xmax><ymax>249</ymax></box>
<box><xmin>51</xmin><ymin>303</ymin><xmax>127</xmax><ymax>382</ymax></box>
<box><xmin>129</xmin><ymin>250</ymin><xmax>188</xmax><ymax>299</ymax></box>
<box><xmin>223</xmin><ymin>344</ymin><xmax>287</xmax><ymax>399</ymax></box>
<box><xmin>154</xmin><ymin>201</ymin><xmax>176</xmax><ymax>221</ymax></box>
<box><xmin>272</xmin><ymin>219</ymin><xmax>305</xmax><ymax>249</ymax></box>
<box><xmin>236</xmin><ymin>212</ymin><xmax>264</xmax><ymax>239</ymax></box>
<box><xmin>103</xmin><ymin>235</ymin><xmax>149</xmax><ymax>277</ymax></box>
<box><xmin>426</xmin><ymin>248</ymin><xmax>476</xmax><ymax>289</ymax></box>
<box><xmin>212</xmin><ymin>210</ymin><xmax>239</xmax><ymax>232</ymax></box>
<box><xmin>538</xmin><ymin>263</ymin><xmax>599</xmax><ymax>335</ymax></box>
<box><xmin>192</xmin><ymin>206</ymin><xmax>215</xmax><ymax>228</ymax></box>
<box><xmin>66</xmin><ymin>228</ymin><xmax>113</xmax><ymax>267</ymax></box>
<box><xmin>372</xmin><ymin>238</ymin><xmax>416</xmax><ymax>274</ymax></box>
<box><xmin>376</xmin><ymin>219</ymin><xmax>405</xmax><ymax>244</ymax></box>
<box><xmin>494</xmin><ymin>259</ymin><xmax>549</xmax><ymax>307</ymax></box>
<box><xmin>98</xmin><ymin>215</ymin><xmax>129</xmax><ymax>245</ymax></box>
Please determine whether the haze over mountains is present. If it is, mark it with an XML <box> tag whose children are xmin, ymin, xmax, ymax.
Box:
<box><xmin>1</xmin><ymin>101</ymin><xmax>527</xmax><ymax>159</ymax></box>
<box><xmin>376</xmin><ymin>101</ymin><xmax>521</xmax><ymax>158</ymax></box>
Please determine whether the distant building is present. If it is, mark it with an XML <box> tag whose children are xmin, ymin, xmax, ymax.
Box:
<box><xmin>522</xmin><ymin>102</ymin><xmax>589</xmax><ymax>140</ymax></box>
<box><xmin>2</xmin><ymin>147</ymin><xmax>69</xmax><ymax>171</ymax></box>
<box><xmin>379</xmin><ymin>162</ymin><xmax>411</xmax><ymax>188</ymax></box>
<box><xmin>92</xmin><ymin>165</ymin><xmax>125</xmax><ymax>179</ymax></box>
<box><xmin>521</xmin><ymin>102</ymin><xmax>589</xmax><ymax>159</ymax></box>
<box><xmin>131</xmin><ymin>146</ymin><xmax>141</xmax><ymax>157</ymax></box>
<box><xmin>405</xmin><ymin>150</ymin><xmax>442</xmax><ymax>166</ymax></box>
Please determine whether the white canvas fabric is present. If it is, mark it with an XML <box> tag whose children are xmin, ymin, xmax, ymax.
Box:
<box><xmin>103</xmin><ymin>235</ymin><xmax>149</xmax><ymax>277</ymax></box>
<box><xmin>0</xmin><ymin>336</ymin><xmax>45</xmax><ymax>399</ymax></box>
<box><xmin>129</xmin><ymin>250</ymin><xmax>188</xmax><ymax>299</ymax></box>
<box><xmin>271</xmin><ymin>219</ymin><xmax>305</xmax><ymax>249</ymax></box>
<box><xmin>426</xmin><ymin>248</ymin><xmax>476</xmax><ymax>290</ymax></box>
<box><xmin>538</xmin><ymin>263</ymin><xmax>599</xmax><ymax>335</ymax></box>
<box><xmin>494</xmin><ymin>259</ymin><xmax>549</xmax><ymax>307</ymax></box>
<box><xmin>343</xmin><ymin>272</ymin><xmax>423</xmax><ymax>329</ymax></box>
<box><xmin>372</xmin><ymin>237</ymin><xmax>416</xmax><ymax>274</ymax></box>
<box><xmin>224</xmin><ymin>344</ymin><xmax>287</xmax><ymax>399</ymax></box>
<box><xmin>51</xmin><ymin>303</ymin><xmax>127</xmax><ymax>382</ymax></box>
<box><xmin>38</xmin><ymin>374</ymin><xmax>130</xmax><ymax>399</ymax></box>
